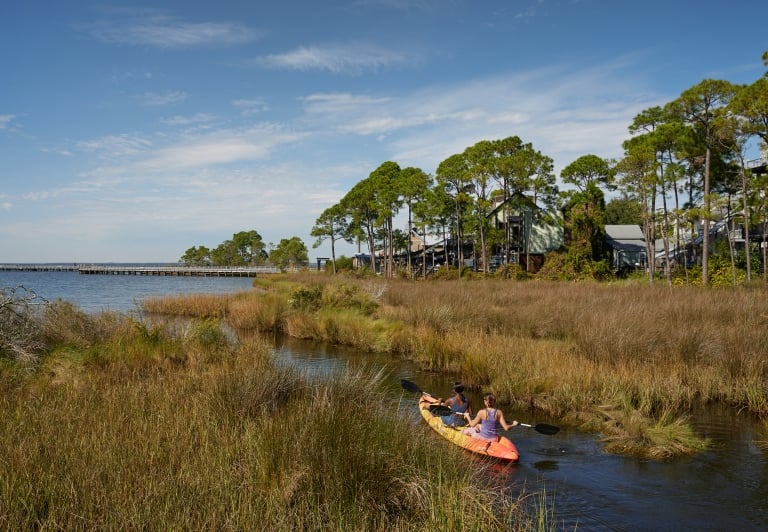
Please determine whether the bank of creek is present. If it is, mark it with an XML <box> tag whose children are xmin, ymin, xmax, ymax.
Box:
<box><xmin>274</xmin><ymin>333</ymin><xmax>768</xmax><ymax>531</ymax></box>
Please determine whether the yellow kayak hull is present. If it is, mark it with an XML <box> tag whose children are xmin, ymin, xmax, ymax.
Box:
<box><xmin>419</xmin><ymin>397</ymin><xmax>520</xmax><ymax>462</ymax></box>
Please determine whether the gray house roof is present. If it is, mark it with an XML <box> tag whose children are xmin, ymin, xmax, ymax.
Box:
<box><xmin>606</xmin><ymin>225</ymin><xmax>644</xmax><ymax>240</ymax></box>
<box><xmin>606</xmin><ymin>225</ymin><xmax>645</xmax><ymax>252</ymax></box>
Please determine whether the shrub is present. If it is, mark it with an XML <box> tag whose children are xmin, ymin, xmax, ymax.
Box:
<box><xmin>0</xmin><ymin>286</ymin><xmax>47</xmax><ymax>362</ymax></box>
<box><xmin>493</xmin><ymin>264</ymin><xmax>532</xmax><ymax>280</ymax></box>
<box><xmin>288</xmin><ymin>285</ymin><xmax>323</xmax><ymax>312</ymax></box>
<box><xmin>321</xmin><ymin>283</ymin><xmax>378</xmax><ymax>315</ymax></box>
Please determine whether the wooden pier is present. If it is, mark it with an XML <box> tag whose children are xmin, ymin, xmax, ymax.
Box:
<box><xmin>0</xmin><ymin>264</ymin><xmax>283</xmax><ymax>277</ymax></box>
<box><xmin>0</xmin><ymin>264</ymin><xmax>78</xmax><ymax>272</ymax></box>
<box><xmin>78</xmin><ymin>265</ymin><xmax>281</xmax><ymax>277</ymax></box>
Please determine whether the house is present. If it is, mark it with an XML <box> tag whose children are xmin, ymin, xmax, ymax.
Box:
<box><xmin>487</xmin><ymin>194</ymin><xmax>564</xmax><ymax>272</ymax></box>
<box><xmin>605</xmin><ymin>225</ymin><xmax>647</xmax><ymax>272</ymax></box>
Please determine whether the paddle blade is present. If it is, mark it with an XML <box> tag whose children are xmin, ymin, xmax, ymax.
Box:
<box><xmin>533</xmin><ymin>423</ymin><xmax>560</xmax><ymax>435</ymax></box>
<box><xmin>400</xmin><ymin>379</ymin><xmax>423</xmax><ymax>394</ymax></box>
<box><xmin>519</xmin><ymin>422</ymin><xmax>560</xmax><ymax>435</ymax></box>
<box><xmin>428</xmin><ymin>404</ymin><xmax>453</xmax><ymax>416</ymax></box>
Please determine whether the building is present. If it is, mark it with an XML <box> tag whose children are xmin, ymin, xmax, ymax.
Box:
<box><xmin>487</xmin><ymin>194</ymin><xmax>564</xmax><ymax>272</ymax></box>
<box><xmin>605</xmin><ymin>225</ymin><xmax>647</xmax><ymax>273</ymax></box>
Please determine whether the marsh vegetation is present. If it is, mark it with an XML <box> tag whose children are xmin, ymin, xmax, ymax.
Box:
<box><xmin>0</xmin><ymin>290</ymin><xmax>551</xmax><ymax>530</ymax></box>
<box><xmin>144</xmin><ymin>274</ymin><xmax>768</xmax><ymax>460</ymax></box>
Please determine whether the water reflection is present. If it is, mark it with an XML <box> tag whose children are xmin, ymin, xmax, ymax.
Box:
<box><xmin>271</xmin><ymin>335</ymin><xmax>768</xmax><ymax>531</ymax></box>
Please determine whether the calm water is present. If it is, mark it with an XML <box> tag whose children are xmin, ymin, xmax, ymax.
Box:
<box><xmin>0</xmin><ymin>267</ymin><xmax>255</xmax><ymax>313</ymax></box>
<box><xmin>275</xmin><ymin>335</ymin><xmax>768</xmax><ymax>531</ymax></box>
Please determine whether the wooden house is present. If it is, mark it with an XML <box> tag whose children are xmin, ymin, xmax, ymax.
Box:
<box><xmin>487</xmin><ymin>194</ymin><xmax>563</xmax><ymax>272</ymax></box>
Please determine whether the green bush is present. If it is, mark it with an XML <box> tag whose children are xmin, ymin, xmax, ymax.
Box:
<box><xmin>493</xmin><ymin>264</ymin><xmax>532</xmax><ymax>280</ymax></box>
<box><xmin>321</xmin><ymin>283</ymin><xmax>378</xmax><ymax>315</ymax></box>
<box><xmin>324</xmin><ymin>255</ymin><xmax>354</xmax><ymax>272</ymax></box>
<box><xmin>288</xmin><ymin>285</ymin><xmax>323</xmax><ymax>312</ymax></box>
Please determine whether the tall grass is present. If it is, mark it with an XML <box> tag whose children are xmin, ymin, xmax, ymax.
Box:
<box><xmin>139</xmin><ymin>275</ymin><xmax>768</xmax><ymax>458</ymax></box>
<box><xmin>1</xmin><ymin>308</ymin><xmax>543</xmax><ymax>530</ymax></box>
<box><xmin>170</xmin><ymin>275</ymin><xmax>768</xmax><ymax>459</ymax></box>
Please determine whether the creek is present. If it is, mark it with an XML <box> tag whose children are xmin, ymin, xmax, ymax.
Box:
<box><xmin>274</xmin><ymin>334</ymin><xmax>768</xmax><ymax>531</ymax></box>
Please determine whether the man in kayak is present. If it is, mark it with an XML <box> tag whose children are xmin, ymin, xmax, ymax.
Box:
<box><xmin>461</xmin><ymin>393</ymin><xmax>518</xmax><ymax>440</ymax></box>
<box><xmin>434</xmin><ymin>382</ymin><xmax>472</xmax><ymax>427</ymax></box>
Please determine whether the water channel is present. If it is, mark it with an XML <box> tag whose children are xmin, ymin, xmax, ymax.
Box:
<box><xmin>274</xmin><ymin>334</ymin><xmax>768</xmax><ymax>531</ymax></box>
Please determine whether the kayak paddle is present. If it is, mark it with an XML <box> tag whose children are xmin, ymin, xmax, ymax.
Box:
<box><xmin>519</xmin><ymin>422</ymin><xmax>560</xmax><ymax>435</ymax></box>
<box><xmin>428</xmin><ymin>404</ymin><xmax>454</xmax><ymax>416</ymax></box>
<box><xmin>400</xmin><ymin>379</ymin><xmax>434</xmax><ymax>397</ymax></box>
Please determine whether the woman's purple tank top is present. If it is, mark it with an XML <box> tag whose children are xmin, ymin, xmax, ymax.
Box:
<box><xmin>478</xmin><ymin>408</ymin><xmax>498</xmax><ymax>439</ymax></box>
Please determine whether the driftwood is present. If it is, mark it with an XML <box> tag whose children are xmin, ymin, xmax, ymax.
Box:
<box><xmin>0</xmin><ymin>285</ymin><xmax>48</xmax><ymax>362</ymax></box>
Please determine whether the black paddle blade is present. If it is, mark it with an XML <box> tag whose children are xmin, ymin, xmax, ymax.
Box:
<box><xmin>533</xmin><ymin>423</ymin><xmax>560</xmax><ymax>435</ymax></box>
<box><xmin>400</xmin><ymin>379</ymin><xmax>423</xmax><ymax>394</ymax></box>
<box><xmin>428</xmin><ymin>404</ymin><xmax>453</xmax><ymax>416</ymax></box>
<box><xmin>519</xmin><ymin>422</ymin><xmax>560</xmax><ymax>435</ymax></box>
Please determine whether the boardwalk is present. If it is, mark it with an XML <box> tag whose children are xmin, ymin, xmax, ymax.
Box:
<box><xmin>78</xmin><ymin>265</ymin><xmax>281</xmax><ymax>277</ymax></box>
<box><xmin>0</xmin><ymin>264</ymin><xmax>285</xmax><ymax>276</ymax></box>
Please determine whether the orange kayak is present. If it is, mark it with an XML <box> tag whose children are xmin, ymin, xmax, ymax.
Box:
<box><xmin>418</xmin><ymin>396</ymin><xmax>520</xmax><ymax>463</ymax></box>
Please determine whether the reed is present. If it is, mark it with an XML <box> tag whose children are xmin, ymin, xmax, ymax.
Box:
<box><xmin>0</xmin><ymin>309</ymin><xmax>544</xmax><ymax>530</ymax></box>
<box><xmin>140</xmin><ymin>292</ymin><xmax>236</xmax><ymax>318</ymax></box>
<box><xmin>224</xmin><ymin>275</ymin><xmax>768</xmax><ymax>458</ymax></box>
<box><xmin>136</xmin><ymin>275</ymin><xmax>768</xmax><ymax>458</ymax></box>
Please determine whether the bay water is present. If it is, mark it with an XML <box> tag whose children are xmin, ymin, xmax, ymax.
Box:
<box><xmin>0</xmin><ymin>265</ymin><xmax>255</xmax><ymax>313</ymax></box>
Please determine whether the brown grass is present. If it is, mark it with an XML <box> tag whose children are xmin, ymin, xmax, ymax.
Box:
<box><xmin>139</xmin><ymin>275</ymin><xmax>768</xmax><ymax>458</ymax></box>
<box><xmin>1</xmin><ymin>309</ymin><xmax>543</xmax><ymax>530</ymax></box>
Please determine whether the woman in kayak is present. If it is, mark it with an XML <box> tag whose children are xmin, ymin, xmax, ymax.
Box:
<box><xmin>435</xmin><ymin>382</ymin><xmax>471</xmax><ymax>427</ymax></box>
<box><xmin>461</xmin><ymin>393</ymin><xmax>518</xmax><ymax>440</ymax></box>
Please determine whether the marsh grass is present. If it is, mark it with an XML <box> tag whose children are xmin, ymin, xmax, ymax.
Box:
<box><xmin>138</xmin><ymin>276</ymin><xmax>768</xmax><ymax>458</ymax></box>
<box><xmin>193</xmin><ymin>275</ymin><xmax>768</xmax><ymax>458</ymax></box>
<box><xmin>1</xmin><ymin>306</ymin><xmax>543</xmax><ymax>530</ymax></box>
<box><xmin>140</xmin><ymin>292</ymin><xmax>238</xmax><ymax>318</ymax></box>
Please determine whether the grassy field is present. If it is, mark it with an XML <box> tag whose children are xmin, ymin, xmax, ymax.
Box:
<box><xmin>0</xmin><ymin>300</ymin><xmax>551</xmax><ymax>530</ymax></box>
<box><xmin>143</xmin><ymin>274</ymin><xmax>768</xmax><ymax>459</ymax></box>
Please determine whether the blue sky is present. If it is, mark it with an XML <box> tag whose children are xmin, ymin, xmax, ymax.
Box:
<box><xmin>2</xmin><ymin>0</ymin><xmax>766</xmax><ymax>263</ymax></box>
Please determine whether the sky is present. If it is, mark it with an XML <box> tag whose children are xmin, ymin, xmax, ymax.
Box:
<box><xmin>2</xmin><ymin>0</ymin><xmax>767</xmax><ymax>263</ymax></box>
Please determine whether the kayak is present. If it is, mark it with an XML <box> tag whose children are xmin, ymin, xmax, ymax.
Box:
<box><xmin>418</xmin><ymin>396</ymin><xmax>520</xmax><ymax>463</ymax></box>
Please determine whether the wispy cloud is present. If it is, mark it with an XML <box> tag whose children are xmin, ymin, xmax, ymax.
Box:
<box><xmin>232</xmin><ymin>98</ymin><xmax>271</xmax><ymax>115</ymax></box>
<box><xmin>300</xmin><ymin>93</ymin><xmax>391</xmax><ymax>113</ymax></box>
<box><xmin>350</xmin><ymin>0</ymin><xmax>455</xmax><ymax>12</ymax></box>
<box><xmin>253</xmin><ymin>44</ymin><xmax>419</xmax><ymax>74</ymax></box>
<box><xmin>514</xmin><ymin>0</ymin><xmax>544</xmax><ymax>20</ymax></box>
<box><xmin>77</xmin><ymin>134</ymin><xmax>153</xmax><ymax>160</ymax></box>
<box><xmin>84</xmin><ymin>11</ymin><xmax>259</xmax><ymax>48</ymax></box>
<box><xmin>295</xmin><ymin>61</ymin><xmax>658</xmax><ymax>172</ymax></box>
<box><xmin>137</xmin><ymin>124</ymin><xmax>307</xmax><ymax>171</ymax></box>
<box><xmin>160</xmin><ymin>113</ymin><xmax>219</xmax><ymax>126</ymax></box>
<box><xmin>141</xmin><ymin>90</ymin><xmax>188</xmax><ymax>106</ymax></box>
<box><xmin>0</xmin><ymin>114</ymin><xmax>16</xmax><ymax>129</ymax></box>
<box><xmin>8</xmin><ymin>56</ymin><xmax>659</xmax><ymax>261</ymax></box>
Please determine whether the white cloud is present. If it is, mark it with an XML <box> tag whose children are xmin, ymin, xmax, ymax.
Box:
<box><xmin>142</xmin><ymin>90</ymin><xmax>188</xmax><ymax>106</ymax></box>
<box><xmin>86</xmin><ymin>14</ymin><xmax>259</xmax><ymax>48</ymax></box>
<box><xmin>160</xmin><ymin>113</ymin><xmax>219</xmax><ymax>126</ymax></box>
<box><xmin>137</xmin><ymin>125</ymin><xmax>306</xmax><ymax>171</ymax></box>
<box><xmin>77</xmin><ymin>134</ymin><xmax>153</xmax><ymax>160</ymax></box>
<box><xmin>295</xmin><ymin>62</ymin><xmax>658</xmax><ymax>172</ymax></box>
<box><xmin>350</xmin><ymin>0</ymin><xmax>454</xmax><ymax>12</ymax></box>
<box><xmin>0</xmin><ymin>114</ymin><xmax>15</xmax><ymax>129</ymax></box>
<box><xmin>254</xmin><ymin>44</ymin><xmax>419</xmax><ymax>74</ymax></box>
<box><xmin>300</xmin><ymin>93</ymin><xmax>392</xmax><ymax>113</ymax></box>
<box><xmin>232</xmin><ymin>98</ymin><xmax>270</xmax><ymax>115</ymax></box>
<box><xmin>4</xmin><ymin>57</ymin><xmax>660</xmax><ymax>262</ymax></box>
